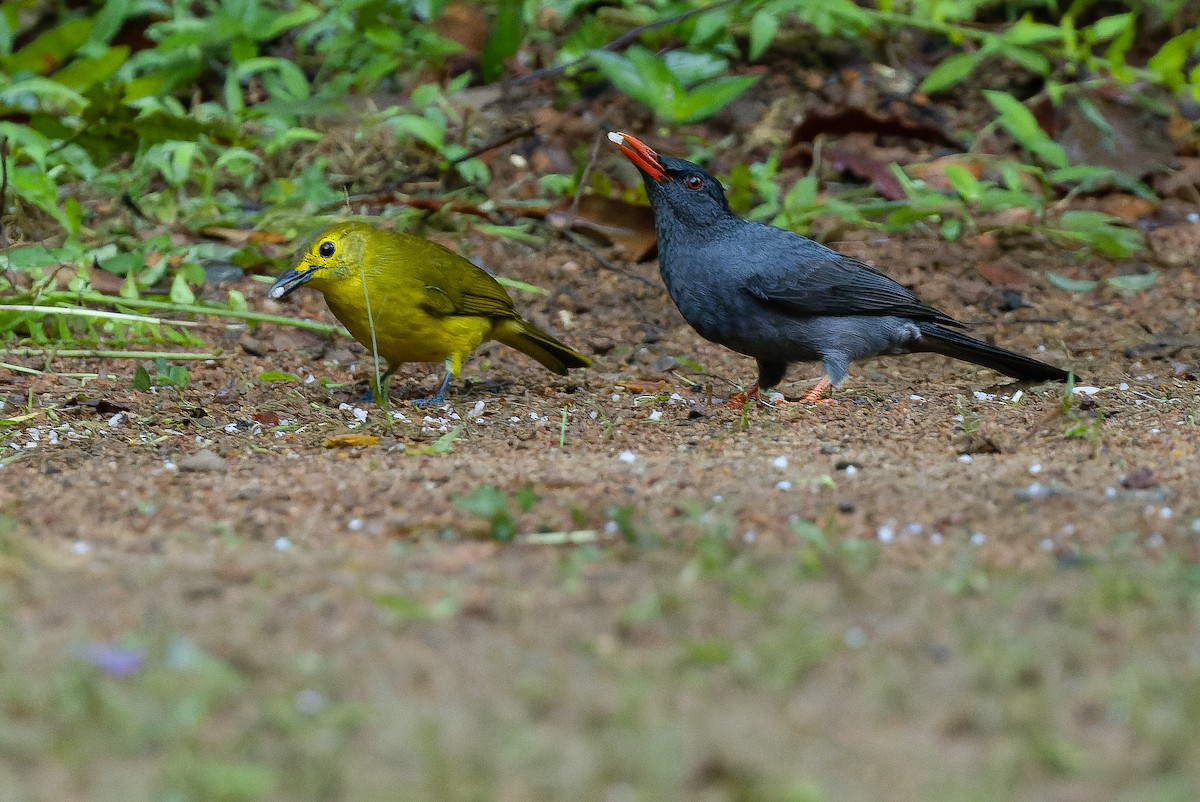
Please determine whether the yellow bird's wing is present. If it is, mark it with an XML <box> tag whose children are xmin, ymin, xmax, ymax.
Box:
<box><xmin>396</xmin><ymin>232</ymin><xmax>521</xmax><ymax>319</ymax></box>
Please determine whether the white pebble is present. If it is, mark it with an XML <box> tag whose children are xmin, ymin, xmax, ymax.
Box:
<box><xmin>1071</xmin><ymin>386</ymin><xmax>1101</xmax><ymax>395</ymax></box>
<box><xmin>305</xmin><ymin>374</ymin><xmax>316</xmax><ymax>384</ymax></box>
<box><xmin>107</xmin><ymin>412</ymin><xmax>125</xmax><ymax>427</ymax></box>
<box><xmin>970</xmin><ymin>531</ymin><xmax>986</xmax><ymax>545</ymax></box>
<box><xmin>71</xmin><ymin>540</ymin><xmax>91</xmax><ymax>555</ymax></box>
<box><xmin>618</xmin><ymin>450</ymin><xmax>637</xmax><ymax>463</ymax></box>
<box><xmin>529</xmin><ymin>412</ymin><xmax>539</xmax><ymax>420</ymax></box>
<box><xmin>929</xmin><ymin>532</ymin><xmax>944</xmax><ymax>545</ymax></box>
<box><xmin>647</xmin><ymin>410</ymin><xmax>663</xmax><ymax>421</ymax></box>
<box><xmin>876</xmin><ymin>525</ymin><xmax>895</xmax><ymax>543</ymax></box>
<box><xmin>610</xmin><ymin>393</ymin><xmax>621</xmax><ymax>402</ymax></box>
<box><xmin>163</xmin><ymin>461</ymin><xmax>177</xmax><ymax>471</ymax></box>
<box><xmin>1029</xmin><ymin>463</ymin><xmax>1042</xmax><ymax>474</ymax></box>
<box><xmin>712</xmin><ymin>495</ymin><xmax>722</xmax><ymax>503</ymax></box>
<box><xmin>775</xmin><ymin>480</ymin><xmax>792</xmax><ymax>491</ymax></box>
<box><xmin>348</xmin><ymin>518</ymin><xmax>364</xmax><ymax>531</ymax></box>
<box><xmin>273</xmin><ymin>536</ymin><xmax>291</xmax><ymax>551</ymax></box>
<box><xmin>973</xmin><ymin>391</ymin><xmax>996</xmax><ymax>401</ymax></box>
<box><xmin>1190</xmin><ymin>519</ymin><xmax>1200</xmax><ymax>534</ymax></box>
<box><xmin>1104</xmin><ymin>486</ymin><xmax>1117</xmax><ymax>498</ymax></box>
<box><xmin>772</xmin><ymin>455</ymin><xmax>789</xmax><ymax>470</ymax></box>
<box><xmin>1118</xmin><ymin>382</ymin><xmax>1129</xmax><ymax>391</ymax></box>
<box><xmin>1040</xmin><ymin>538</ymin><xmax>1054</xmax><ymax>551</ymax></box>
<box><xmin>467</xmin><ymin>401</ymin><xmax>486</xmax><ymax>419</ymax></box>
<box><xmin>1147</xmin><ymin>533</ymin><xmax>1165</xmax><ymax>548</ymax></box>
<box><xmin>905</xmin><ymin>522</ymin><xmax>923</xmax><ymax>536</ymax></box>
<box><xmin>1160</xmin><ymin>507</ymin><xmax>1173</xmax><ymax>520</ymax></box>
<box><xmin>294</xmin><ymin>688</ymin><xmax>326</xmax><ymax>715</ymax></box>
<box><xmin>909</xmin><ymin>394</ymin><xmax>925</xmax><ymax>401</ymax></box>
<box><xmin>958</xmin><ymin>454</ymin><xmax>972</xmax><ymax>463</ymax></box>
<box><xmin>844</xmin><ymin>627</ymin><xmax>867</xmax><ymax>648</ymax></box>
<box><xmin>508</xmin><ymin>416</ymin><xmax>520</xmax><ymax>423</ymax></box>
<box><xmin>844</xmin><ymin>464</ymin><xmax>858</xmax><ymax>476</ymax></box>
<box><xmin>353</xmin><ymin>407</ymin><xmax>368</xmax><ymax>422</ymax></box>
<box><xmin>604</xmin><ymin>520</ymin><xmax>618</xmax><ymax>535</ymax></box>
<box><xmin>742</xmin><ymin>530</ymin><xmax>756</xmax><ymax>543</ymax></box>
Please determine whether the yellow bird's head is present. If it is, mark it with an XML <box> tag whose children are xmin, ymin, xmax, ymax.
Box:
<box><xmin>268</xmin><ymin>221</ymin><xmax>373</xmax><ymax>299</ymax></box>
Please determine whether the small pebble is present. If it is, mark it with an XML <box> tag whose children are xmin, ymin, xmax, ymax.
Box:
<box><xmin>876</xmin><ymin>525</ymin><xmax>895</xmax><ymax>543</ymax></box>
<box><xmin>604</xmin><ymin>520</ymin><xmax>618</xmax><ymax>535</ymax></box>
<box><xmin>177</xmin><ymin>449</ymin><xmax>227</xmax><ymax>472</ymax></box>
<box><xmin>929</xmin><ymin>532</ymin><xmax>944</xmax><ymax>546</ymax></box>
<box><xmin>742</xmin><ymin>530</ymin><xmax>756</xmax><ymax>543</ymax></box>
<box><xmin>1160</xmin><ymin>507</ymin><xmax>1173</xmax><ymax>520</ymax></box>
<box><xmin>844</xmin><ymin>464</ymin><xmax>858</xmax><ymax>476</ymax></box>
<box><xmin>772</xmin><ymin>455</ymin><xmax>789</xmax><ymax>470</ymax></box>
<box><xmin>71</xmin><ymin>540</ymin><xmax>91</xmax><ymax>555</ymax></box>
<box><xmin>1118</xmin><ymin>382</ymin><xmax>1129</xmax><ymax>391</ymax></box>
<box><xmin>1040</xmin><ymin>538</ymin><xmax>1054</xmax><ymax>551</ymax></box>
<box><xmin>273</xmin><ymin>536</ymin><xmax>291</xmax><ymax>552</ymax></box>
<box><xmin>618</xmin><ymin>450</ymin><xmax>637</xmax><ymax>464</ymax></box>
<box><xmin>844</xmin><ymin>627</ymin><xmax>868</xmax><ymax>648</ymax></box>
<box><xmin>775</xmin><ymin>480</ymin><xmax>792</xmax><ymax>491</ymax></box>
<box><xmin>1104</xmin><ymin>487</ymin><xmax>1117</xmax><ymax>498</ymax></box>
<box><xmin>909</xmin><ymin>394</ymin><xmax>925</xmax><ymax>401</ymax></box>
<box><xmin>1071</xmin><ymin>386</ymin><xmax>1101</xmax><ymax>395</ymax></box>
<box><xmin>1029</xmin><ymin>463</ymin><xmax>1042</xmax><ymax>474</ymax></box>
<box><xmin>970</xmin><ymin>531</ymin><xmax>986</xmax><ymax>545</ymax></box>
<box><xmin>1146</xmin><ymin>533</ymin><xmax>1165</xmax><ymax>548</ymax></box>
<box><xmin>295</xmin><ymin>688</ymin><xmax>326</xmax><ymax>715</ymax></box>
<box><xmin>647</xmin><ymin>410</ymin><xmax>663</xmax><ymax>421</ymax></box>
<box><xmin>348</xmin><ymin>518</ymin><xmax>364</xmax><ymax>531</ymax></box>
<box><xmin>957</xmin><ymin>454</ymin><xmax>972</xmax><ymax>463</ymax></box>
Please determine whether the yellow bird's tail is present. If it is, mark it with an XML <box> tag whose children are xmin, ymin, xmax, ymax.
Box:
<box><xmin>494</xmin><ymin>318</ymin><xmax>591</xmax><ymax>376</ymax></box>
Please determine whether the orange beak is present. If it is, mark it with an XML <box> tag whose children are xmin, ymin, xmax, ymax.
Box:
<box><xmin>608</xmin><ymin>131</ymin><xmax>669</xmax><ymax>183</ymax></box>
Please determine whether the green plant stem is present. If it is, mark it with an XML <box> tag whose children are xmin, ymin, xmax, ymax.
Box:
<box><xmin>2</xmin><ymin>348</ymin><xmax>227</xmax><ymax>360</ymax></box>
<box><xmin>37</xmin><ymin>291</ymin><xmax>348</xmax><ymax>335</ymax></box>
<box><xmin>0</xmin><ymin>304</ymin><xmax>213</xmax><ymax>328</ymax></box>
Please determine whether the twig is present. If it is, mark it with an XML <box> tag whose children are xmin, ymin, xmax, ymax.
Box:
<box><xmin>562</xmin><ymin>230</ymin><xmax>659</xmax><ymax>289</ymax></box>
<box><xmin>327</xmin><ymin>126</ymin><xmax>537</xmax><ymax>213</ymax></box>
<box><xmin>500</xmin><ymin>0</ymin><xmax>739</xmax><ymax>89</ymax></box>
<box><xmin>566</xmin><ymin>132</ymin><xmax>605</xmax><ymax>227</ymax></box>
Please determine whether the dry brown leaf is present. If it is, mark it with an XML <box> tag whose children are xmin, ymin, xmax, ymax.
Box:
<box><xmin>546</xmin><ymin>195</ymin><xmax>658</xmax><ymax>261</ymax></box>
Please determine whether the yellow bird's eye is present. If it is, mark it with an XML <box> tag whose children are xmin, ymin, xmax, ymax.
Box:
<box><xmin>318</xmin><ymin>240</ymin><xmax>336</xmax><ymax>258</ymax></box>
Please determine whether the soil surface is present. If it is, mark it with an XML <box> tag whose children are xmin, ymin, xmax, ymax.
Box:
<box><xmin>2</xmin><ymin>230</ymin><xmax>1199</xmax><ymax>800</ymax></box>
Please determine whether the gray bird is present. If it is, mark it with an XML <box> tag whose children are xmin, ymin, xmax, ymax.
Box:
<box><xmin>608</xmin><ymin>131</ymin><xmax>1070</xmax><ymax>404</ymax></box>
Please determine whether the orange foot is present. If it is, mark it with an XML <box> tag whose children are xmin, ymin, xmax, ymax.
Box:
<box><xmin>721</xmin><ymin>385</ymin><xmax>760</xmax><ymax>408</ymax></box>
<box><xmin>764</xmin><ymin>376</ymin><xmax>835</xmax><ymax>406</ymax></box>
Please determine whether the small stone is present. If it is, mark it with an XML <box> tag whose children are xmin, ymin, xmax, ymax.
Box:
<box><xmin>177</xmin><ymin>449</ymin><xmax>227</xmax><ymax>472</ymax></box>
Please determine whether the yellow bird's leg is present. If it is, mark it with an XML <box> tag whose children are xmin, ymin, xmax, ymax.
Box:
<box><xmin>362</xmin><ymin>365</ymin><xmax>397</xmax><ymax>405</ymax></box>
<box><xmin>412</xmin><ymin>356</ymin><xmax>460</xmax><ymax>408</ymax></box>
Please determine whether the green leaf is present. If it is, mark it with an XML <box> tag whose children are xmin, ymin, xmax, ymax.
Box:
<box><xmin>1087</xmin><ymin>13</ymin><xmax>1133</xmax><ymax>43</ymax></box>
<box><xmin>50</xmin><ymin>45</ymin><xmax>129</xmax><ymax>91</ymax></box>
<box><xmin>132</xmin><ymin>365</ymin><xmax>152</xmax><ymax>391</ymax></box>
<box><xmin>169</xmin><ymin>273</ymin><xmax>196</xmax><ymax>305</ymax></box>
<box><xmin>675</xmin><ymin>74</ymin><xmax>759</xmax><ymax>124</ymax></box>
<box><xmin>943</xmin><ymin>164</ymin><xmax>982</xmax><ymax>202</ymax></box>
<box><xmin>984</xmin><ymin>90</ymin><xmax>1068</xmax><ymax>169</ymax></box>
<box><xmin>1104</xmin><ymin>272</ymin><xmax>1157</xmax><ymax>292</ymax></box>
<box><xmin>3</xmin><ymin>18</ymin><xmax>91</xmax><ymax>75</ymax></box>
<box><xmin>663</xmin><ymin>50</ymin><xmax>728</xmax><ymax>86</ymax></box>
<box><xmin>428</xmin><ymin>424</ymin><xmax>464</xmax><ymax>454</ymax></box>
<box><xmin>480</xmin><ymin>0</ymin><xmax>522</xmax><ymax>83</ymax></box>
<box><xmin>749</xmin><ymin>9</ymin><xmax>780</xmax><ymax>60</ymax></box>
<box><xmin>259</xmin><ymin>371</ymin><xmax>301</xmax><ymax>383</ymax></box>
<box><xmin>1147</xmin><ymin>28</ymin><xmax>1200</xmax><ymax>90</ymax></box>
<box><xmin>1002</xmin><ymin>17</ymin><xmax>1064</xmax><ymax>46</ymax></box>
<box><xmin>920</xmin><ymin>52</ymin><xmax>979</xmax><ymax>94</ymax></box>
<box><xmin>1046</xmin><ymin>272</ymin><xmax>1099</xmax><ymax>293</ymax></box>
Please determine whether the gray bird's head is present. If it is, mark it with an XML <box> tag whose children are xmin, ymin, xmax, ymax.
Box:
<box><xmin>608</xmin><ymin>131</ymin><xmax>733</xmax><ymax>234</ymax></box>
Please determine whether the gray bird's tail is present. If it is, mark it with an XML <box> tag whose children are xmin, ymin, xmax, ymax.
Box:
<box><xmin>916</xmin><ymin>322</ymin><xmax>1070</xmax><ymax>382</ymax></box>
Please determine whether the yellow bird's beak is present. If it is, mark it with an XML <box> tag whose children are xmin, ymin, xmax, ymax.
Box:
<box><xmin>268</xmin><ymin>265</ymin><xmax>315</xmax><ymax>300</ymax></box>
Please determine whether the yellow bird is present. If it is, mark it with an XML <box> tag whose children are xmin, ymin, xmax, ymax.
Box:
<box><xmin>269</xmin><ymin>221</ymin><xmax>590</xmax><ymax>406</ymax></box>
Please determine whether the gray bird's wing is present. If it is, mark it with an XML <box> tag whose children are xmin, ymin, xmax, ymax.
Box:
<box><xmin>741</xmin><ymin>235</ymin><xmax>963</xmax><ymax>328</ymax></box>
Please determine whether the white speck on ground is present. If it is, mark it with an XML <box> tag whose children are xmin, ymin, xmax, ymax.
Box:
<box><xmin>775</xmin><ymin>480</ymin><xmax>792</xmax><ymax>491</ymax></box>
<box><xmin>970</xmin><ymin>532</ymin><xmax>986</xmax><ymax>545</ymax></box>
<box><xmin>618</xmin><ymin>450</ymin><xmax>636</xmax><ymax>463</ymax></box>
<box><xmin>877</xmin><ymin>524</ymin><xmax>895</xmax><ymax>543</ymax></box>
<box><xmin>772</xmin><ymin>455</ymin><xmax>788</xmax><ymax>470</ymax></box>
<box><xmin>958</xmin><ymin>454</ymin><xmax>972</xmax><ymax>463</ymax></box>
<box><xmin>348</xmin><ymin>518</ymin><xmax>364</xmax><ymax>531</ymax></box>
<box><xmin>273</xmin><ymin>536</ymin><xmax>291</xmax><ymax>552</ymax></box>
